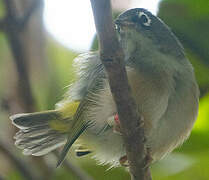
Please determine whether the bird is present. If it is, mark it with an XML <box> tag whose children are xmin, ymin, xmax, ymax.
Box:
<box><xmin>10</xmin><ymin>8</ymin><xmax>199</xmax><ymax>168</ymax></box>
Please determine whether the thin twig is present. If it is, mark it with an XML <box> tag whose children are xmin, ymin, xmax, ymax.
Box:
<box><xmin>89</xmin><ymin>0</ymin><xmax>151</xmax><ymax>180</ymax></box>
<box><xmin>0</xmin><ymin>175</ymin><xmax>6</xmax><ymax>180</ymax></box>
<box><xmin>54</xmin><ymin>151</ymin><xmax>94</xmax><ymax>180</ymax></box>
<box><xmin>63</xmin><ymin>160</ymin><xmax>94</xmax><ymax>180</ymax></box>
<box><xmin>0</xmin><ymin>139</ymin><xmax>39</xmax><ymax>180</ymax></box>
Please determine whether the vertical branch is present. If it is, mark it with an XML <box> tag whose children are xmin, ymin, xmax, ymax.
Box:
<box><xmin>6</xmin><ymin>30</ymin><xmax>36</xmax><ymax>111</ymax></box>
<box><xmin>0</xmin><ymin>175</ymin><xmax>5</xmax><ymax>180</ymax></box>
<box><xmin>1</xmin><ymin>1</ymin><xmax>94</xmax><ymax>180</ymax></box>
<box><xmin>0</xmin><ymin>139</ymin><xmax>39</xmax><ymax>180</ymax></box>
<box><xmin>18</xmin><ymin>0</ymin><xmax>42</xmax><ymax>28</ymax></box>
<box><xmin>2</xmin><ymin>0</ymin><xmax>37</xmax><ymax>112</ymax></box>
<box><xmin>90</xmin><ymin>0</ymin><xmax>152</xmax><ymax>180</ymax></box>
<box><xmin>0</xmin><ymin>0</ymin><xmax>51</xmax><ymax>179</ymax></box>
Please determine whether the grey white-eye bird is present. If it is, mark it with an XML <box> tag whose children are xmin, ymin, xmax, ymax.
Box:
<box><xmin>10</xmin><ymin>8</ymin><xmax>199</xmax><ymax>168</ymax></box>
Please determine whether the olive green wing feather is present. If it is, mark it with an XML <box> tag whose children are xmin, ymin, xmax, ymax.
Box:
<box><xmin>56</xmin><ymin>52</ymin><xmax>106</xmax><ymax>166</ymax></box>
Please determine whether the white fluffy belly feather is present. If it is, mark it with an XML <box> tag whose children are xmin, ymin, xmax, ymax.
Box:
<box><xmin>80</xmin><ymin>68</ymin><xmax>198</xmax><ymax>167</ymax></box>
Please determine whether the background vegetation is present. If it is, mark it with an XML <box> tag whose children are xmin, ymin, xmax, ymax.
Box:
<box><xmin>0</xmin><ymin>0</ymin><xmax>208</xmax><ymax>179</ymax></box>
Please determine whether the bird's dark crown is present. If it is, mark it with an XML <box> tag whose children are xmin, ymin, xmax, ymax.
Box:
<box><xmin>115</xmin><ymin>8</ymin><xmax>185</xmax><ymax>59</ymax></box>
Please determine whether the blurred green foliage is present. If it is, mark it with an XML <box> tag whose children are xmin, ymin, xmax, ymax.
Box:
<box><xmin>158</xmin><ymin>0</ymin><xmax>209</xmax><ymax>94</ymax></box>
<box><xmin>0</xmin><ymin>0</ymin><xmax>209</xmax><ymax>180</ymax></box>
<box><xmin>32</xmin><ymin>38</ymin><xmax>77</xmax><ymax>111</ymax></box>
<box><xmin>0</xmin><ymin>1</ymin><xmax>5</xmax><ymax>19</ymax></box>
<box><xmin>152</xmin><ymin>0</ymin><xmax>209</xmax><ymax>179</ymax></box>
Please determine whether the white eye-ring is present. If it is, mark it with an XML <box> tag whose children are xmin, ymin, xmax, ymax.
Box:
<box><xmin>138</xmin><ymin>12</ymin><xmax>151</xmax><ymax>26</ymax></box>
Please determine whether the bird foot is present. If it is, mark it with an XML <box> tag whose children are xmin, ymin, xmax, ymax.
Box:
<box><xmin>119</xmin><ymin>155</ymin><xmax>129</xmax><ymax>167</ymax></box>
<box><xmin>107</xmin><ymin>113</ymin><xmax>122</xmax><ymax>135</ymax></box>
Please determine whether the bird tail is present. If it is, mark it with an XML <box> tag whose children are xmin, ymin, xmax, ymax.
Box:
<box><xmin>10</xmin><ymin>101</ymin><xmax>93</xmax><ymax>166</ymax></box>
<box><xmin>10</xmin><ymin>110</ymin><xmax>70</xmax><ymax>156</ymax></box>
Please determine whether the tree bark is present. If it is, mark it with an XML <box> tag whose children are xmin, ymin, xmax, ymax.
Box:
<box><xmin>90</xmin><ymin>0</ymin><xmax>152</xmax><ymax>179</ymax></box>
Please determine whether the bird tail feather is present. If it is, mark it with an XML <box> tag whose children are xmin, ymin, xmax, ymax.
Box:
<box><xmin>10</xmin><ymin>110</ymin><xmax>70</xmax><ymax>156</ymax></box>
<box><xmin>10</xmin><ymin>101</ymin><xmax>93</xmax><ymax>167</ymax></box>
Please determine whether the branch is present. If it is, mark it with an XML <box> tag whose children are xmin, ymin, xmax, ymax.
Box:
<box><xmin>63</xmin><ymin>161</ymin><xmax>94</xmax><ymax>180</ymax></box>
<box><xmin>1</xmin><ymin>0</ymin><xmax>42</xmax><ymax>32</ymax></box>
<box><xmin>0</xmin><ymin>139</ymin><xmax>39</xmax><ymax>180</ymax></box>
<box><xmin>89</xmin><ymin>1</ymin><xmax>152</xmax><ymax>180</ymax></box>
<box><xmin>3</xmin><ymin>0</ymin><xmax>16</xmax><ymax>18</ymax></box>
<box><xmin>2</xmin><ymin>0</ymin><xmax>37</xmax><ymax>112</ymax></box>
<box><xmin>1</xmin><ymin>1</ymin><xmax>54</xmax><ymax>179</ymax></box>
<box><xmin>0</xmin><ymin>175</ymin><xmax>5</xmax><ymax>180</ymax></box>
<box><xmin>0</xmin><ymin>19</ymin><xmax>5</xmax><ymax>30</ymax></box>
<box><xmin>1</xmin><ymin>2</ymin><xmax>94</xmax><ymax>180</ymax></box>
<box><xmin>18</xmin><ymin>0</ymin><xmax>42</xmax><ymax>28</ymax></box>
<box><xmin>54</xmin><ymin>152</ymin><xmax>94</xmax><ymax>180</ymax></box>
<box><xmin>7</xmin><ymin>30</ymin><xmax>36</xmax><ymax>112</ymax></box>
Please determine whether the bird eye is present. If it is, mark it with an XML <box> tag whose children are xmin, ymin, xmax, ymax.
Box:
<box><xmin>138</xmin><ymin>12</ymin><xmax>151</xmax><ymax>27</ymax></box>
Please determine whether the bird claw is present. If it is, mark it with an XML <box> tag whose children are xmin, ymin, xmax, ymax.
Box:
<box><xmin>119</xmin><ymin>155</ymin><xmax>129</xmax><ymax>167</ymax></box>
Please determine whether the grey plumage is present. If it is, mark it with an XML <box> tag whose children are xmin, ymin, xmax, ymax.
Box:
<box><xmin>66</xmin><ymin>52</ymin><xmax>105</xmax><ymax>101</ymax></box>
<box><xmin>10</xmin><ymin>8</ymin><xmax>199</xmax><ymax>168</ymax></box>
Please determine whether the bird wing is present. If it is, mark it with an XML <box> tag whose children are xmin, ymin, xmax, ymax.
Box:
<box><xmin>56</xmin><ymin>52</ymin><xmax>106</xmax><ymax>166</ymax></box>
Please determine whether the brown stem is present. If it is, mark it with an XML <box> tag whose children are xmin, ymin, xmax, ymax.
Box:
<box><xmin>2</xmin><ymin>0</ymin><xmax>37</xmax><ymax>112</ymax></box>
<box><xmin>54</xmin><ymin>151</ymin><xmax>94</xmax><ymax>180</ymax></box>
<box><xmin>0</xmin><ymin>175</ymin><xmax>5</xmax><ymax>180</ymax></box>
<box><xmin>0</xmin><ymin>139</ymin><xmax>39</xmax><ymax>180</ymax></box>
<box><xmin>7</xmin><ymin>29</ymin><xmax>36</xmax><ymax>112</ymax></box>
<box><xmin>18</xmin><ymin>0</ymin><xmax>43</xmax><ymax>29</ymax></box>
<box><xmin>0</xmin><ymin>19</ymin><xmax>6</xmax><ymax>30</ymax></box>
<box><xmin>1</xmin><ymin>0</ymin><xmax>50</xmax><ymax>179</ymax></box>
<box><xmin>89</xmin><ymin>0</ymin><xmax>152</xmax><ymax>179</ymax></box>
<box><xmin>1</xmin><ymin>1</ymin><xmax>94</xmax><ymax>180</ymax></box>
